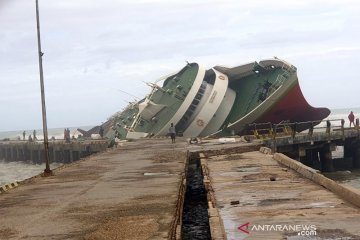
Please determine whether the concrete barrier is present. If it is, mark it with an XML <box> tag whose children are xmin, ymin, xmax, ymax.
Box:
<box><xmin>273</xmin><ymin>153</ymin><xmax>360</xmax><ymax>208</ymax></box>
<box><xmin>273</xmin><ymin>153</ymin><xmax>318</xmax><ymax>174</ymax></box>
<box><xmin>199</xmin><ymin>152</ymin><xmax>226</xmax><ymax>240</ymax></box>
<box><xmin>0</xmin><ymin>186</ymin><xmax>7</xmax><ymax>193</ymax></box>
<box><xmin>0</xmin><ymin>181</ymin><xmax>20</xmax><ymax>194</ymax></box>
<box><xmin>259</xmin><ymin>146</ymin><xmax>272</xmax><ymax>155</ymax></box>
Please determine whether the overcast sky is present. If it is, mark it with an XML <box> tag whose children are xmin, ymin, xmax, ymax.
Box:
<box><xmin>0</xmin><ymin>0</ymin><xmax>359</xmax><ymax>131</ymax></box>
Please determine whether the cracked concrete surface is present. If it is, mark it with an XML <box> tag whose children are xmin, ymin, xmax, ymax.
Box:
<box><xmin>2</xmin><ymin>138</ymin><xmax>360</xmax><ymax>240</ymax></box>
<box><xmin>0</xmin><ymin>139</ymin><xmax>187</xmax><ymax>240</ymax></box>
<box><xmin>204</xmin><ymin>151</ymin><xmax>360</xmax><ymax>239</ymax></box>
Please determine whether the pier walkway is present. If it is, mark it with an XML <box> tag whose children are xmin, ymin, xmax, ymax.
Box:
<box><xmin>1</xmin><ymin>138</ymin><xmax>360</xmax><ymax>239</ymax></box>
<box><xmin>201</xmin><ymin>150</ymin><xmax>360</xmax><ymax>239</ymax></box>
<box><xmin>0</xmin><ymin>139</ymin><xmax>187</xmax><ymax>240</ymax></box>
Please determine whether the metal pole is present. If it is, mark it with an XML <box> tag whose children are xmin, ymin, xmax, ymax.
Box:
<box><xmin>35</xmin><ymin>0</ymin><xmax>52</xmax><ymax>175</ymax></box>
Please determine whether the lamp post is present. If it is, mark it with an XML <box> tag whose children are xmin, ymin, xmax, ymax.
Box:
<box><xmin>35</xmin><ymin>0</ymin><xmax>52</xmax><ymax>175</ymax></box>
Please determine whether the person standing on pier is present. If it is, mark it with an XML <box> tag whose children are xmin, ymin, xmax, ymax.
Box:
<box><xmin>22</xmin><ymin>131</ymin><xmax>26</xmax><ymax>141</ymax></box>
<box><xmin>168</xmin><ymin>123</ymin><xmax>176</xmax><ymax>143</ymax></box>
<box><xmin>348</xmin><ymin>111</ymin><xmax>355</xmax><ymax>127</ymax></box>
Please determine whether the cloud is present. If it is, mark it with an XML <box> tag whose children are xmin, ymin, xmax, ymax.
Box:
<box><xmin>1</xmin><ymin>0</ymin><xmax>360</xmax><ymax>131</ymax></box>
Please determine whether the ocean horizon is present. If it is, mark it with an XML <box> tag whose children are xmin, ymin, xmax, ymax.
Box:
<box><xmin>1</xmin><ymin>107</ymin><xmax>360</xmax><ymax>187</ymax></box>
<box><xmin>0</xmin><ymin>125</ymin><xmax>94</xmax><ymax>141</ymax></box>
<box><xmin>1</xmin><ymin>107</ymin><xmax>359</xmax><ymax>140</ymax></box>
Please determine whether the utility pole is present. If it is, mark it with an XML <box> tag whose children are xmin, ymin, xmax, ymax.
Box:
<box><xmin>35</xmin><ymin>0</ymin><xmax>52</xmax><ymax>175</ymax></box>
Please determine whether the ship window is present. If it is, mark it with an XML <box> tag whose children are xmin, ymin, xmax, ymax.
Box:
<box><xmin>184</xmin><ymin>113</ymin><xmax>191</xmax><ymax>119</ymax></box>
<box><xmin>176</xmin><ymin>81</ymin><xmax>207</xmax><ymax>132</ymax></box>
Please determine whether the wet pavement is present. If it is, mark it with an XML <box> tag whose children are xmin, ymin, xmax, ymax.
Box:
<box><xmin>203</xmin><ymin>150</ymin><xmax>360</xmax><ymax>239</ymax></box>
<box><xmin>0</xmin><ymin>139</ymin><xmax>187</xmax><ymax>240</ymax></box>
<box><xmin>2</xmin><ymin>137</ymin><xmax>360</xmax><ymax>240</ymax></box>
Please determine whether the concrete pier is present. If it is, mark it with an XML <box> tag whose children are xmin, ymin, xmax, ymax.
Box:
<box><xmin>0</xmin><ymin>140</ymin><xmax>108</xmax><ymax>164</ymax></box>
<box><xmin>1</xmin><ymin>138</ymin><xmax>360</xmax><ymax>239</ymax></box>
<box><xmin>201</xmin><ymin>148</ymin><xmax>360</xmax><ymax>239</ymax></box>
<box><xmin>0</xmin><ymin>139</ymin><xmax>187</xmax><ymax>239</ymax></box>
<box><xmin>264</xmin><ymin>127</ymin><xmax>360</xmax><ymax>172</ymax></box>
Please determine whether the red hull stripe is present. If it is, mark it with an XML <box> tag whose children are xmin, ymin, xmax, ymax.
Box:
<box><xmin>257</xmin><ymin>82</ymin><xmax>330</xmax><ymax>126</ymax></box>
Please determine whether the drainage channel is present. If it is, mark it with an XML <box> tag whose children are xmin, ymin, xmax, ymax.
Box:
<box><xmin>181</xmin><ymin>154</ymin><xmax>211</xmax><ymax>240</ymax></box>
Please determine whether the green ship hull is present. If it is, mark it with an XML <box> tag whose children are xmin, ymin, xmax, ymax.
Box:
<box><xmin>83</xmin><ymin>58</ymin><xmax>330</xmax><ymax>139</ymax></box>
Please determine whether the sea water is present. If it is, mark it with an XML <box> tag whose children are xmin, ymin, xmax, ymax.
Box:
<box><xmin>0</xmin><ymin>161</ymin><xmax>63</xmax><ymax>185</ymax></box>
<box><xmin>0</xmin><ymin>126</ymin><xmax>93</xmax><ymax>185</ymax></box>
<box><xmin>319</xmin><ymin>108</ymin><xmax>360</xmax><ymax>190</ymax></box>
<box><xmin>0</xmin><ymin>126</ymin><xmax>93</xmax><ymax>141</ymax></box>
<box><xmin>324</xmin><ymin>169</ymin><xmax>360</xmax><ymax>190</ymax></box>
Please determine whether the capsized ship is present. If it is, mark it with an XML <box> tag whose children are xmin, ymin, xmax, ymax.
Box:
<box><xmin>84</xmin><ymin>58</ymin><xmax>330</xmax><ymax>139</ymax></box>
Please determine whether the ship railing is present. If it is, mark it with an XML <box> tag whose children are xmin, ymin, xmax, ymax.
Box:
<box><xmin>247</xmin><ymin>118</ymin><xmax>360</xmax><ymax>140</ymax></box>
<box><xmin>268</xmin><ymin>74</ymin><xmax>286</xmax><ymax>94</ymax></box>
<box><xmin>130</xmin><ymin>113</ymin><xmax>145</xmax><ymax>130</ymax></box>
<box><xmin>248</xmin><ymin>121</ymin><xmax>283</xmax><ymax>139</ymax></box>
<box><xmin>281</xmin><ymin>71</ymin><xmax>290</xmax><ymax>79</ymax></box>
<box><xmin>281</xmin><ymin>63</ymin><xmax>297</xmax><ymax>73</ymax></box>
